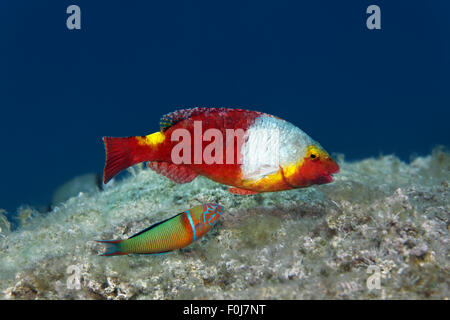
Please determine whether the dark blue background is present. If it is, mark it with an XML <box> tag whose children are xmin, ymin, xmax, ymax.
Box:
<box><xmin>1</xmin><ymin>1</ymin><xmax>449</xmax><ymax>214</ymax></box>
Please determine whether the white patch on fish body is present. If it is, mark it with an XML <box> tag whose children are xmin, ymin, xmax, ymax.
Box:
<box><xmin>241</xmin><ymin>114</ymin><xmax>316</xmax><ymax>181</ymax></box>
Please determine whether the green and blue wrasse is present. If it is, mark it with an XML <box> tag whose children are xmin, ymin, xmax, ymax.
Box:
<box><xmin>97</xmin><ymin>203</ymin><xmax>224</xmax><ymax>256</ymax></box>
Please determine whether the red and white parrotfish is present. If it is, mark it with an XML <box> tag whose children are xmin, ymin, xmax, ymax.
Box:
<box><xmin>97</xmin><ymin>203</ymin><xmax>224</xmax><ymax>256</ymax></box>
<box><xmin>102</xmin><ymin>107</ymin><xmax>339</xmax><ymax>195</ymax></box>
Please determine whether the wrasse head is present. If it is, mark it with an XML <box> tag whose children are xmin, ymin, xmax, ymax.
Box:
<box><xmin>288</xmin><ymin>145</ymin><xmax>340</xmax><ymax>187</ymax></box>
<box><xmin>204</xmin><ymin>203</ymin><xmax>225</xmax><ymax>215</ymax></box>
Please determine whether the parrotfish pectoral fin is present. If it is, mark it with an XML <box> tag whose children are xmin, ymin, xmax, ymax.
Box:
<box><xmin>228</xmin><ymin>187</ymin><xmax>260</xmax><ymax>195</ymax></box>
<box><xmin>95</xmin><ymin>239</ymin><xmax>128</xmax><ymax>256</ymax></box>
<box><xmin>147</xmin><ymin>161</ymin><xmax>198</xmax><ymax>184</ymax></box>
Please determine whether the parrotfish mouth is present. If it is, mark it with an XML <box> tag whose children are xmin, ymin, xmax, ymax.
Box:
<box><xmin>318</xmin><ymin>165</ymin><xmax>339</xmax><ymax>184</ymax></box>
<box><xmin>317</xmin><ymin>173</ymin><xmax>334</xmax><ymax>184</ymax></box>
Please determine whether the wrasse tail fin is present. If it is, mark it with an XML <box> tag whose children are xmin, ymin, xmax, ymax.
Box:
<box><xmin>96</xmin><ymin>239</ymin><xmax>128</xmax><ymax>256</ymax></box>
<box><xmin>228</xmin><ymin>187</ymin><xmax>260</xmax><ymax>195</ymax></box>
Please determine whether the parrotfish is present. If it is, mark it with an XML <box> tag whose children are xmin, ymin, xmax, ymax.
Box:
<box><xmin>97</xmin><ymin>203</ymin><xmax>224</xmax><ymax>256</ymax></box>
<box><xmin>103</xmin><ymin>107</ymin><xmax>339</xmax><ymax>195</ymax></box>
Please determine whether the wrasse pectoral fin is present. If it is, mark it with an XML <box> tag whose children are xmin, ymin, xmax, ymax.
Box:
<box><xmin>195</xmin><ymin>223</ymin><xmax>207</xmax><ymax>234</ymax></box>
<box><xmin>228</xmin><ymin>187</ymin><xmax>260</xmax><ymax>195</ymax></box>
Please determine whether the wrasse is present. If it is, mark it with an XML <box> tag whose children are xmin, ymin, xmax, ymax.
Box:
<box><xmin>97</xmin><ymin>203</ymin><xmax>224</xmax><ymax>256</ymax></box>
<box><xmin>103</xmin><ymin>108</ymin><xmax>339</xmax><ymax>195</ymax></box>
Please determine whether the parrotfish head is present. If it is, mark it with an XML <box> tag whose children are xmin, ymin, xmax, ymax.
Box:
<box><xmin>286</xmin><ymin>144</ymin><xmax>340</xmax><ymax>187</ymax></box>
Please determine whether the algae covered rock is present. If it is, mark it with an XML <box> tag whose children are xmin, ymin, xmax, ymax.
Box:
<box><xmin>51</xmin><ymin>173</ymin><xmax>101</xmax><ymax>207</ymax></box>
<box><xmin>0</xmin><ymin>149</ymin><xmax>448</xmax><ymax>299</ymax></box>
<box><xmin>0</xmin><ymin>209</ymin><xmax>11</xmax><ymax>238</ymax></box>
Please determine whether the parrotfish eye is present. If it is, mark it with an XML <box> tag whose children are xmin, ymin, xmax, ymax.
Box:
<box><xmin>306</xmin><ymin>145</ymin><xmax>323</xmax><ymax>161</ymax></box>
<box><xmin>309</xmin><ymin>150</ymin><xmax>320</xmax><ymax>160</ymax></box>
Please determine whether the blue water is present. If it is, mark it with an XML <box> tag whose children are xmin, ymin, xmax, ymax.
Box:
<box><xmin>1</xmin><ymin>1</ymin><xmax>449</xmax><ymax>215</ymax></box>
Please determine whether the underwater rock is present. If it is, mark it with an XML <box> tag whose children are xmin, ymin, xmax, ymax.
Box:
<box><xmin>0</xmin><ymin>209</ymin><xmax>11</xmax><ymax>238</ymax></box>
<box><xmin>0</xmin><ymin>149</ymin><xmax>448</xmax><ymax>299</ymax></box>
<box><xmin>51</xmin><ymin>173</ymin><xmax>101</xmax><ymax>207</ymax></box>
<box><xmin>15</xmin><ymin>205</ymin><xmax>40</xmax><ymax>229</ymax></box>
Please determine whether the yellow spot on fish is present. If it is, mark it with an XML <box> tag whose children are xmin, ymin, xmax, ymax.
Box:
<box><xmin>136</xmin><ymin>131</ymin><xmax>165</xmax><ymax>147</ymax></box>
<box><xmin>241</xmin><ymin>170</ymin><xmax>284</xmax><ymax>191</ymax></box>
<box><xmin>283</xmin><ymin>161</ymin><xmax>303</xmax><ymax>178</ymax></box>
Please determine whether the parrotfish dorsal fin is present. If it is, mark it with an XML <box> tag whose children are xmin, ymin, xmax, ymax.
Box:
<box><xmin>147</xmin><ymin>161</ymin><xmax>198</xmax><ymax>184</ymax></box>
<box><xmin>159</xmin><ymin>107</ymin><xmax>262</xmax><ymax>131</ymax></box>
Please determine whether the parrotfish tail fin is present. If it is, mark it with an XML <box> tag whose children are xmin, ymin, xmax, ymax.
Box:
<box><xmin>96</xmin><ymin>239</ymin><xmax>127</xmax><ymax>256</ymax></box>
<box><xmin>103</xmin><ymin>133</ymin><xmax>165</xmax><ymax>184</ymax></box>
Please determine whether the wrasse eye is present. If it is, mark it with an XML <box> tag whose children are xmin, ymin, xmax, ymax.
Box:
<box><xmin>310</xmin><ymin>153</ymin><xmax>319</xmax><ymax>159</ymax></box>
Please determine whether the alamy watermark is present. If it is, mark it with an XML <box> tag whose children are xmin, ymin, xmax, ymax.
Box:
<box><xmin>65</xmin><ymin>5</ymin><xmax>381</xmax><ymax>32</ymax></box>
<box><xmin>366</xmin><ymin>5</ymin><xmax>381</xmax><ymax>30</ymax></box>
<box><xmin>170</xmin><ymin>121</ymin><xmax>280</xmax><ymax>169</ymax></box>
<box><xmin>66</xmin><ymin>5</ymin><xmax>81</xmax><ymax>30</ymax></box>
<box><xmin>66</xmin><ymin>265</ymin><xmax>81</xmax><ymax>290</ymax></box>
<box><xmin>366</xmin><ymin>265</ymin><xmax>382</xmax><ymax>290</ymax></box>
